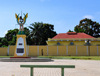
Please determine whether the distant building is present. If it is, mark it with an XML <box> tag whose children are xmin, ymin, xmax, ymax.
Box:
<box><xmin>47</xmin><ymin>32</ymin><xmax>100</xmax><ymax>46</ymax></box>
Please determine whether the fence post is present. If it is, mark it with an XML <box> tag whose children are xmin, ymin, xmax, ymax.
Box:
<box><xmin>66</xmin><ymin>45</ymin><xmax>68</xmax><ymax>56</ymax></box>
<box><xmin>87</xmin><ymin>46</ymin><xmax>88</xmax><ymax>56</ymax></box>
<box><xmin>7</xmin><ymin>45</ymin><xmax>10</xmax><ymax>56</ymax></box>
<box><xmin>26</xmin><ymin>45</ymin><xmax>28</xmax><ymax>56</ymax></box>
<box><xmin>57</xmin><ymin>46</ymin><xmax>58</xmax><ymax>56</ymax></box>
<box><xmin>37</xmin><ymin>46</ymin><xmax>39</xmax><ymax>56</ymax></box>
<box><xmin>97</xmin><ymin>45</ymin><xmax>99</xmax><ymax>56</ymax></box>
<box><xmin>76</xmin><ymin>45</ymin><xmax>78</xmax><ymax>56</ymax></box>
<box><xmin>27</xmin><ymin>45</ymin><xmax>29</xmax><ymax>56</ymax></box>
<box><xmin>47</xmin><ymin>46</ymin><xmax>48</xmax><ymax>56</ymax></box>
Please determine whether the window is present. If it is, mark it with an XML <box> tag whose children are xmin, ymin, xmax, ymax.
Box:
<box><xmin>85</xmin><ymin>40</ymin><xmax>91</xmax><ymax>46</ymax></box>
<box><xmin>86</xmin><ymin>41</ymin><xmax>90</xmax><ymax>45</ymax></box>
<box><xmin>57</xmin><ymin>42</ymin><xmax>60</xmax><ymax>45</ymax></box>
<box><xmin>70</xmin><ymin>42</ymin><xmax>74</xmax><ymax>45</ymax></box>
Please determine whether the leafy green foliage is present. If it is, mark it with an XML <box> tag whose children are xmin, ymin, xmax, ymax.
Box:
<box><xmin>24</xmin><ymin>27</ymin><xmax>32</xmax><ymax>45</ymax></box>
<box><xmin>0</xmin><ymin>22</ymin><xmax>57</xmax><ymax>47</ymax></box>
<box><xmin>74</xmin><ymin>18</ymin><xmax>100</xmax><ymax>37</ymax></box>
<box><xmin>2</xmin><ymin>18</ymin><xmax>100</xmax><ymax>47</ymax></box>
<box><xmin>5</xmin><ymin>29</ymin><xmax>18</xmax><ymax>45</ymax></box>
<box><xmin>29</xmin><ymin>22</ymin><xmax>57</xmax><ymax>45</ymax></box>
<box><xmin>5</xmin><ymin>29</ymin><xmax>17</xmax><ymax>45</ymax></box>
<box><xmin>0</xmin><ymin>27</ymin><xmax>30</xmax><ymax>47</ymax></box>
<box><xmin>68</xmin><ymin>30</ymin><xmax>73</xmax><ymax>32</ymax></box>
<box><xmin>0</xmin><ymin>37</ymin><xmax>8</xmax><ymax>47</ymax></box>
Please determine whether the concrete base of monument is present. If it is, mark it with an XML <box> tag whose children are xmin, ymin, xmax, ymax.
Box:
<box><xmin>14</xmin><ymin>35</ymin><xmax>28</xmax><ymax>57</ymax></box>
<box><xmin>0</xmin><ymin>57</ymin><xmax>53</xmax><ymax>62</ymax></box>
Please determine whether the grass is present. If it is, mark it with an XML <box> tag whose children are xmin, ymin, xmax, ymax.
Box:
<box><xmin>0</xmin><ymin>56</ymin><xmax>13</xmax><ymax>58</ymax></box>
<box><xmin>0</xmin><ymin>56</ymin><xmax>100</xmax><ymax>60</ymax></box>
<box><xmin>38</xmin><ymin>56</ymin><xmax>100</xmax><ymax>60</ymax></box>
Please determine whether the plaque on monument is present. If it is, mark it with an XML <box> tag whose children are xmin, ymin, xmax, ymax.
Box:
<box><xmin>17</xmin><ymin>48</ymin><xmax>24</xmax><ymax>53</ymax></box>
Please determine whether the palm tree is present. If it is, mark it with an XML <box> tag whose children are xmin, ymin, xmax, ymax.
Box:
<box><xmin>29</xmin><ymin>22</ymin><xmax>44</xmax><ymax>45</ymax></box>
<box><xmin>29</xmin><ymin>22</ymin><xmax>57</xmax><ymax>45</ymax></box>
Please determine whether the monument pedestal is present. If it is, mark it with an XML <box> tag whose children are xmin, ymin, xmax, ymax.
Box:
<box><xmin>14</xmin><ymin>35</ymin><xmax>28</xmax><ymax>57</ymax></box>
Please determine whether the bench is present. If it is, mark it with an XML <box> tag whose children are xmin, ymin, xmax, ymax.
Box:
<box><xmin>20</xmin><ymin>65</ymin><xmax>75</xmax><ymax>76</ymax></box>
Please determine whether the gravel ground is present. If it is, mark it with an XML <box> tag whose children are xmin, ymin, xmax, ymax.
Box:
<box><xmin>0</xmin><ymin>59</ymin><xmax>100</xmax><ymax>76</ymax></box>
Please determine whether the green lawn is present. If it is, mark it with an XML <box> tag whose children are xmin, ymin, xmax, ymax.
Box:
<box><xmin>0</xmin><ymin>56</ymin><xmax>100</xmax><ymax>60</ymax></box>
<box><xmin>0</xmin><ymin>56</ymin><xmax>13</xmax><ymax>58</ymax></box>
<box><xmin>38</xmin><ymin>56</ymin><xmax>100</xmax><ymax>60</ymax></box>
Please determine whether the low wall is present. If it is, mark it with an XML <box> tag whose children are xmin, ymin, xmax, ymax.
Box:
<box><xmin>0</xmin><ymin>47</ymin><xmax>8</xmax><ymax>56</ymax></box>
<box><xmin>9</xmin><ymin>45</ymin><xmax>15</xmax><ymax>56</ymax></box>
<box><xmin>0</xmin><ymin>45</ymin><xmax>100</xmax><ymax>56</ymax></box>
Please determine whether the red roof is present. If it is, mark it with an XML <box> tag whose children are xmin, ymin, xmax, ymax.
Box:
<box><xmin>52</xmin><ymin>32</ymin><xmax>94</xmax><ymax>39</ymax></box>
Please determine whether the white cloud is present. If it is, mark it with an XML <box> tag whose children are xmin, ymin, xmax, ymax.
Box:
<box><xmin>83</xmin><ymin>15</ymin><xmax>94</xmax><ymax>19</ymax></box>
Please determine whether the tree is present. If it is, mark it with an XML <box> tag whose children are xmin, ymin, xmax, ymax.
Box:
<box><xmin>74</xmin><ymin>18</ymin><xmax>100</xmax><ymax>37</ymax></box>
<box><xmin>0</xmin><ymin>37</ymin><xmax>9</xmax><ymax>47</ymax></box>
<box><xmin>29</xmin><ymin>22</ymin><xmax>57</xmax><ymax>45</ymax></box>
<box><xmin>24</xmin><ymin>27</ymin><xmax>33</xmax><ymax>45</ymax></box>
<box><xmin>68</xmin><ymin>30</ymin><xmax>73</xmax><ymax>32</ymax></box>
<box><xmin>0</xmin><ymin>38</ymin><xmax>8</xmax><ymax>47</ymax></box>
<box><xmin>5</xmin><ymin>29</ymin><xmax>18</xmax><ymax>45</ymax></box>
<box><xmin>5</xmin><ymin>27</ymin><xmax>30</xmax><ymax>45</ymax></box>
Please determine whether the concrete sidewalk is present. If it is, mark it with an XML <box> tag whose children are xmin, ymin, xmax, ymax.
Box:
<box><xmin>0</xmin><ymin>59</ymin><xmax>100</xmax><ymax>76</ymax></box>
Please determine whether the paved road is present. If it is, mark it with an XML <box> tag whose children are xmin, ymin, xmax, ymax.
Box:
<box><xmin>0</xmin><ymin>59</ymin><xmax>100</xmax><ymax>76</ymax></box>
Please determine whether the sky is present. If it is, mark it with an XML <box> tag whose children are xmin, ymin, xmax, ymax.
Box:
<box><xmin>0</xmin><ymin>0</ymin><xmax>100</xmax><ymax>37</ymax></box>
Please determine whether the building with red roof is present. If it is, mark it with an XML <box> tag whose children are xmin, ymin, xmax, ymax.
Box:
<box><xmin>47</xmin><ymin>32</ymin><xmax>100</xmax><ymax>45</ymax></box>
<box><xmin>52</xmin><ymin>32</ymin><xmax>94</xmax><ymax>39</ymax></box>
